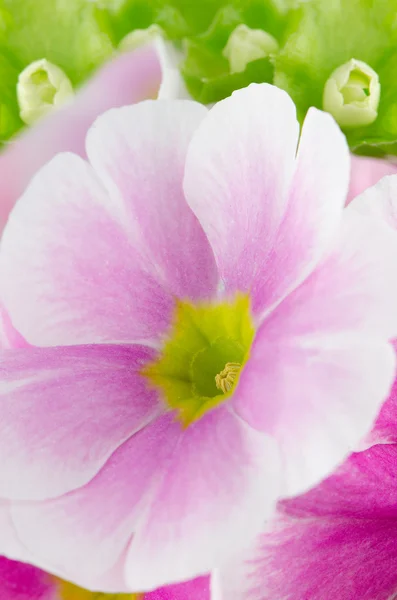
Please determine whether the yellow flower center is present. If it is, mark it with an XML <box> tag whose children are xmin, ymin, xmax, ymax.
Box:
<box><xmin>143</xmin><ymin>294</ymin><xmax>255</xmax><ymax>426</ymax></box>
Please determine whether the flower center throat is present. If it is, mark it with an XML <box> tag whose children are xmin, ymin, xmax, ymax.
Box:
<box><xmin>143</xmin><ymin>294</ymin><xmax>254</xmax><ymax>427</ymax></box>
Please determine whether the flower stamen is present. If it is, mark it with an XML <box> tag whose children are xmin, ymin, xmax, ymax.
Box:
<box><xmin>215</xmin><ymin>362</ymin><xmax>241</xmax><ymax>394</ymax></box>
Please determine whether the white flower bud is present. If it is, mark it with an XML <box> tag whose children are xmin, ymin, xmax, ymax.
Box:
<box><xmin>223</xmin><ymin>24</ymin><xmax>279</xmax><ymax>74</ymax></box>
<box><xmin>119</xmin><ymin>24</ymin><xmax>163</xmax><ymax>53</ymax></box>
<box><xmin>17</xmin><ymin>59</ymin><xmax>74</xmax><ymax>125</ymax></box>
<box><xmin>323</xmin><ymin>58</ymin><xmax>380</xmax><ymax>128</ymax></box>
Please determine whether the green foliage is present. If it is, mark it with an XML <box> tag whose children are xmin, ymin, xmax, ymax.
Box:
<box><xmin>0</xmin><ymin>0</ymin><xmax>114</xmax><ymax>142</ymax></box>
<box><xmin>2</xmin><ymin>0</ymin><xmax>397</xmax><ymax>154</ymax></box>
<box><xmin>274</xmin><ymin>0</ymin><xmax>397</xmax><ymax>153</ymax></box>
<box><xmin>181</xmin><ymin>1</ymin><xmax>288</xmax><ymax>103</ymax></box>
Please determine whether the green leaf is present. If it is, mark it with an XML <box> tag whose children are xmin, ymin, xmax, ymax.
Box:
<box><xmin>0</xmin><ymin>0</ymin><xmax>115</xmax><ymax>85</ymax></box>
<box><xmin>155</xmin><ymin>5</ymin><xmax>190</xmax><ymax>40</ymax></box>
<box><xmin>161</xmin><ymin>0</ymin><xmax>232</xmax><ymax>35</ymax></box>
<box><xmin>105</xmin><ymin>0</ymin><xmax>231</xmax><ymax>42</ymax></box>
<box><xmin>104</xmin><ymin>0</ymin><xmax>158</xmax><ymax>43</ymax></box>
<box><xmin>0</xmin><ymin>49</ymin><xmax>23</xmax><ymax>143</ymax></box>
<box><xmin>234</xmin><ymin>0</ymin><xmax>289</xmax><ymax>40</ymax></box>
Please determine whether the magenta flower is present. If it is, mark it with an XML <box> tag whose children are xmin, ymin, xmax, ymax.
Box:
<box><xmin>0</xmin><ymin>557</ymin><xmax>54</xmax><ymax>600</ymax></box>
<box><xmin>216</xmin><ymin>443</ymin><xmax>397</xmax><ymax>600</ymax></box>
<box><xmin>0</xmin><ymin>555</ymin><xmax>209</xmax><ymax>600</ymax></box>
<box><xmin>0</xmin><ymin>83</ymin><xmax>396</xmax><ymax>593</ymax></box>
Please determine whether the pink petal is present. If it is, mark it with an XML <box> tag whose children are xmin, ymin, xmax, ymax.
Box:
<box><xmin>11</xmin><ymin>414</ymin><xmax>181</xmax><ymax>590</ymax></box>
<box><xmin>0</xmin><ymin>154</ymin><xmax>174</xmax><ymax>346</ymax></box>
<box><xmin>338</xmin><ymin>175</ymin><xmax>397</xmax><ymax>447</ymax></box>
<box><xmin>0</xmin><ymin>306</ymin><xmax>27</xmax><ymax>349</ymax></box>
<box><xmin>125</xmin><ymin>407</ymin><xmax>280</xmax><ymax>590</ymax></box>
<box><xmin>0</xmin><ymin>557</ymin><xmax>55</xmax><ymax>600</ymax></box>
<box><xmin>348</xmin><ymin>174</ymin><xmax>397</xmax><ymax>229</ymax></box>
<box><xmin>281</xmin><ymin>444</ymin><xmax>397</xmax><ymax>519</ymax></box>
<box><xmin>10</xmin><ymin>408</ymin><xmax>278</xmax><ymax>591</ymax></box>
<box><xmin>0</xmin><ymin>45</ymin><xmax>162</xmax><ymax>233</ymax></box>
<box><xmin>259</xmin><ymin>208</ymin><xmax>397</xmax><ymax>343</ymax></box>
<box><xmin>233</xmin><ymin>334</ymin><xmax>395</xmax><ymax>497</ymax></box>
<box><xmin>365</xmin><ymin>344</ymin><xmax>397</xmax><ymax>447</ymax></box>
<box><xmin>184</xmin><ymin>85</ymin><xmax>349</xmax><ymax>316</ymax></box>
<box><xmin>253</xmin><ymin>108</ymin><xmax>349</xmax><ymax>317</ymax></box>
<box><xmin>183</xmin><ymin>83</ymin><xmax>299</xmax><ymax>310</ymax></box>
<box><xmin>347</xmin><ymin>155</ymin><xmax>397</xmax><ymax>204</ymax></box>
<box><xmin>217</xmin><ymin>445</ymin><xmax>397</xmax><ymax>600</ymax></box>
<box><xmin>0</xmin><ymin>344</ymin><xmax>161</xmax><ymax>501</ymax></box>
<box><xmin>218</xmin><ymin>516</ymin><xmax>397</xmax><ymax>600</ymax></box>
<box><xmin>85</xmin><ymin>99</ymin><xmax>217</xmax><ymax>301</ymax></box>
<box><xmin>145</xmin><ymin>576</ymin><xmax>210</xmax><ymax>600</ymax></box>
<box><xmin>232</xmin><ymin>208</ymin><xmax>397</xmax><ymax>496</ymax></box>
<box><xmin>0</xmin><ymin>502</ymin><xmax>31</xmax><ymax>564</ymax></box>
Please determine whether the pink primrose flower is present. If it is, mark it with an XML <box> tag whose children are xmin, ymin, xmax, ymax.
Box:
<box><xmin>0</xmin><ymin>84</ymin><xmax>396</xmax><ymax>592</ymax></box>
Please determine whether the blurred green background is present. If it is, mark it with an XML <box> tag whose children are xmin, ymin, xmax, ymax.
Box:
<box><xmin>1</xmin><ymin>0</ymin><xmax>397</xmax><ymax>157</ymax></box>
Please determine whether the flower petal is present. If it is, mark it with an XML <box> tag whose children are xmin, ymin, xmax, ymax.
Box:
<box><xmin>86</xmin><ymin>100</ymin><xmax>217</xmax><ymax>302</ymax></box>
<box><xmin>348</xmin><ymin>173</ymin><xmax>397</xmax><ymax>228</ymax></box>
<box><xmin>253</xmin><ymin>108</ymin><xmax>349</xmax><ymax>318</ymax></box>
<box><xmin>0</xmin><ymin>502</ymin><xmax>31</xmax><ymax>564</ymax></box>
<box><xmin>233</xmin><ymin>333</ymin><xmax>395</xmax><ymax>497</ymax></box>
<box><xmin>11</xmin><ymin>414</ymin><xmax>181</xmax><ymax>590</ymax></box>
<box><xmin>0</xmin><ymin>306</ymin><xmax>27</xmax><ymax>349</ymax></box>
<box><xmin>217</xmin><ymin>516</ymin><xmax>397</xmax><ymax>600</ymax></box>
<box><xmin>363</xmin><ymin>339</ymin><xmax>397</xmax><ymax>446</ymax></box>
<box><xmin>348</xmin><ymin>176</ymin><xmax>397</xmax><ymax>446</ymax></box>
<box><xmin>0</xmin><ymin>45</ymin><xmax>162</xmax><ymax>233</ymax></box>
<box><xmin>233</xmin><ymin>206</ymin><xmax>397</xmax><ymax>496</ymax></box>
<box><xmin>0</xmin><ymin>153</ymin><xmax>174</xmax><ymax>345</ymax></box>
<box><xmin>125</xmin><ymin>407</ymin><xmax>280</xmax><ymax>590</ymax></box>
<box><xmin>0</xmin><ymin>556</ymin><xmax>55</xmax><ymax>600</ymax></box>
<box><xmin>145</xmin><ymin>576</ymin><xmax>211</xmax><ymax>600</ymax></box>
<box><xmin>259</xmin><ymin>208</ymin><xmax>397</xmax><ymax>343</ymax></box>
<box><xmin>0</xmin><ymin>344</ymin><xmax>160</xmax><ymax>501</ymax></box>
<box><xmin>183</xmin><ymin>83</ymin><xmax>299</xmax><ymax>311</ymax></box>
<box><xmin>216</xmin><ymin>446</ymin><xmax>397</xmax><ymax>600</ymax></box>
<box><xmin>347</xmin><ymin>155</ymin><xmax>397</xmax><ymax>204</ymax></box>
<box><xmin>281</xmin><ymin>444</ymin><xmax>397</xmax><ymax>519</ymax></box>
<box><xmin>9</xmin><ymin>408</ymin><xmax>278</xmax><ymax>592</ymax></box>
<box><xmin>184</xmin><ymin>85</ymin><xmax>349</xmax><ymax>315</ymax></box>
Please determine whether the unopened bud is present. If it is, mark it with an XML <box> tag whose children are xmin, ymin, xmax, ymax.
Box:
<box><xmin>223</xmin><ymin>24</ymin><xmax>279</xmax><ymax>74</ymax></box>
<box><xmin>17</xmin><ymin>59</ymin><xmax>74</xmax><ymax>125</ymax></box>
<box><xmin>323</xmin><ymin>58</ymin><xmax>380</xmax><ymax>128</ymax></box>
